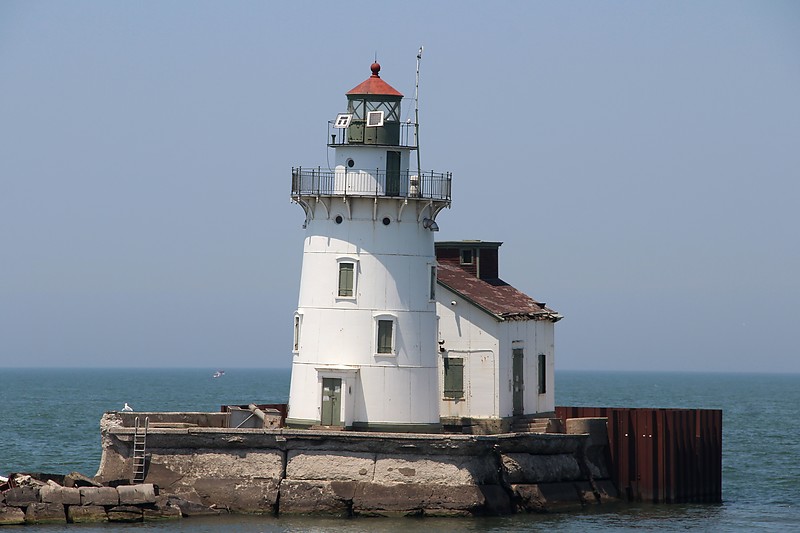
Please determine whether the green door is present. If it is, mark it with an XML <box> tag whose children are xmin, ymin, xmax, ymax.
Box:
<box><xmin>386</xmin><ymin>151</ymin><xmax>401</xmax><ymax>196</ymax></box>
<box><xmin>321</xmin><ymin>378</ymin><xmax>342</xmax><ymax>426</ymax></box>
<box><xmin>513</xmin><ymin>349</ymin><xmax>524</xmax><ymax>416</ymax></box>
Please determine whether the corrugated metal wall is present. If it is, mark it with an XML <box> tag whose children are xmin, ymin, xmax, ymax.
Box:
<box><xmin>556</xmin><ymin>406</ymin><xmax>722</xmax><ymax>503</ymax></box>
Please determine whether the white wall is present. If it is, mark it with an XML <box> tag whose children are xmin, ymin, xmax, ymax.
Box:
<box><xmin>288</xmin><ymin>193</ymin><xmax>441</xmax><ymax>427</ymax></box>
<box><xmin>436</xmin><ymin>285</ymin><xmax>500</xmax><ymax>419</ymax></box>
<box><xmin>497</xmin><ymin>320</ymin><xmax>555</xmax><ymax>417</ymax></box>
<box><xmin>436</xmin><ymin>285</ymin><xmax>556</xmax><ymax>421</ymax></box>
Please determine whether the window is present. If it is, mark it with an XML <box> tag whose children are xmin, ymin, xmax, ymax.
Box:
<box><xmin>366</xmin><ymin>110</ymin><xmax>384</xmax><ymax>127</ymax></box>
<box><xmin>429</xmin><ymin>265</ymin><xmax>437</xmax><ymax>300</ymax></box>
<box><xmin>338</xmin><ymin>262</ymin><xmax>354</xmax><ymax>297</ymax></box>
<box><xmin>460</xmin><ymin>248</ymin><xmax>474</xmax><ymax>265</ymax></box>
<box><xmin>377</xmin><ymin>320</ymin><xmax>393</xmax><ymax>354</ymax></box>
<box><xmin>443</xmin><ymin>357</ymin><xmax>464</xmax><ymax>399</ymax></box>
<box><xmin>538</xmin><ymin>353</ymin><xmax>547</xmax><ymax>394</ymax></box>
<box><xmin>333</xmin><ymin>113</ymin><xmax>352</xmax><ymax>129</ymax></box>
<box><xmin>292</xmin><ymin>314</ymin><xmax>302</xmax><ymax>352</ymax></box>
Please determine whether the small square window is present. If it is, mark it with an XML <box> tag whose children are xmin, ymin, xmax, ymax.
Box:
<box><xmin>366</xmin><ymin>110</ymin><xmax>384</xmax><ymax>127</ymax></box>
<box><xmin>334</xmin><ymin>113</ymin><xmax>352</xmax><ymax>129</ymax></box>
<box><xmin>460</xmin><ymin>249</ymin><xmax>474</xmax><ymax>265</ymax></box>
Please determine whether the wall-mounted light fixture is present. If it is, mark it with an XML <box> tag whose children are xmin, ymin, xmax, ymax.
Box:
<box><xmin>422</xmin><ymin>218</ymin><xmax>439</xmax><ymax>231</ymax></box>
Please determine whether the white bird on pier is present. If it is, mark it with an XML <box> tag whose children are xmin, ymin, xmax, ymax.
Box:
<box><xmin>122</xmin><ymin>403</ymin><xmax>133</xmax><ymax>412</ymax></box>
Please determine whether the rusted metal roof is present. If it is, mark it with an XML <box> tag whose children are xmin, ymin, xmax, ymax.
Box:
<box><xmin>346</xmin><ymin>62</ymin><xmax>403</xmax><ymax>97</ymax></box>
<box><xmin>437</xmin><ymin>262</ymin><xmax>561</xmax><ymax>322</ymax></box>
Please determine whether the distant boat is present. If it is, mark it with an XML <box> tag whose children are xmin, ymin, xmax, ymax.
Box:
<box><xmin>213</xmin><ymin>370</ymin><xmax>225</xmax><ymax>378</ymax></box>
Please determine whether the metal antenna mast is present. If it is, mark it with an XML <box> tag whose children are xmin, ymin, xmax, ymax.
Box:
<box><xmin>414</xmin><ymin>46</ymin><xmax>423</xmax><ymax>178</ymax></box>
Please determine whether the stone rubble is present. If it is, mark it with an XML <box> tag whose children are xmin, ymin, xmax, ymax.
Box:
<box><xmin>0</xmin><ymin>472</ymin><xmax>212</xmax><ymax>526</ymax></box>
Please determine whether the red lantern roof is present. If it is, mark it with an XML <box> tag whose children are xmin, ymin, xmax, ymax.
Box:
<box><xmin>346</xmin><ymin>62</ymin><xmax>403</xmax><ymax>98</ymax></box>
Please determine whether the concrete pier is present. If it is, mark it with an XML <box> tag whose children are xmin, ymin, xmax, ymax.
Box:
<box><xmin>96</xmin><ymin>411</ymin><xmax>619</xmax><ymax>516</ymax></box>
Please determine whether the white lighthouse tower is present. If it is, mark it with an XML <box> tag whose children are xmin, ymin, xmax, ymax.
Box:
<box><xmin>286</xmin><ymin>61</ymin><xmax>451</xmax><ymax>432</ymax></box>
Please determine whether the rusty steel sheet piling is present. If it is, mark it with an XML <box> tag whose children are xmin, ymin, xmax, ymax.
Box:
<box><xmin>556</xmin><ymin>406</ymin><xmax>722</xmax><ymax>504</ymax></box>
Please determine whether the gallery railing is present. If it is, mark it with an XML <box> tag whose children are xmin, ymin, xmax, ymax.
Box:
<box><xmin>291</xmin><ymin>167</ymin><xmax>452</xmax><ymax>201</ymax></box>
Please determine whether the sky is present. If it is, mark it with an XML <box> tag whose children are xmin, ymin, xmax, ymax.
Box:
<box><xmin>1</xmin><ymin>1</ymin><xmax>798</xmax><ymax>372</ymax></box>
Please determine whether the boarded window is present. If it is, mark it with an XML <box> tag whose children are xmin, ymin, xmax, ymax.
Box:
<box><xmin>538</xmin><ymin>353</ymin><xmax>547</xmax><ymax>394</ymax></box>
<box><xmin>443</xmin><ymin>357</ymin><xmax>464</xmax><ymax>399</ymax></box>
<box><xmin>377</xmin><ymin>320</ymin><xmax>393</xmax><ymax>354</ymax></box>
<box><xmin>338</xmin><ymin>262</ymin><xmax>354</xmax><ymax>297</ymax></box>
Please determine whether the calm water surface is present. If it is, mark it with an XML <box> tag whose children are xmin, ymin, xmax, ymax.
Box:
<box><xmin>1</xmin><ymin>369</ymin><xmax>798</xmax><ymax>531</ymax></box>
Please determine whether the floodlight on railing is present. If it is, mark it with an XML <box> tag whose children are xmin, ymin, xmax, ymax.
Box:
<box><xmin>422</xmin><ymin>218</ymin><xmax>439</xmax><ymax>231</ymax></box>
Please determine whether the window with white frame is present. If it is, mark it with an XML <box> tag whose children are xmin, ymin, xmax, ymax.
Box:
<box><xmin>374</xmin><ymin>314</ymin><xmax>396</xmax><ymax>355</ymax></box>
<box><xmin>292</xmin><ymin>313</ymin><xmax>302</xmax><ymax>352</ymax></box>
<box><xmin>336</xmin><ymin>257</ymin><xmax>358</xmax><ymax>299</ymax></box>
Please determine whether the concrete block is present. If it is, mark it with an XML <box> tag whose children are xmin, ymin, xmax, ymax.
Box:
<box><xmin>0</xmin><ymin>505</ymin><xmax>26</xmax><ymax>525</ymax></box>
<box><xmin>154</xmin><ymin>449</ymin><xmax>283</xmax><ymax>480</ymax></box>
<box><xmin>286</xmin><ymin>450</ymin><xmax>375</xmax><ymax>481</ymax></box>
<box><xmin>278</xmin><ymin>479</ymin><xmax>354</xmax><ymax>515</ymax></box>
<box><xmin>373</xmin><ymin>455</ymin><xmax>496</xmax><ymax>485</ymax></box>
<box><xmin>25</xmin><ymin>502</ymin><xmax>66</xmax><ymax>524</ymax></box>
<box><xmin>512</xmin><ymin>482</ymin><xmax>583</xmax><ymax>513</ymax></box>
<box><xmin>80</xmin><ymin>486</ymin><xmax>120</xmax><ymax>506</ymax></box>
<box><xmin>143</xmin><ymin>500</ymin><xmax>183</xmax><ymax>521</ymax></box>
<box><xmin>163</xmin><ymin>495</ymin><xmax>220</xmax><ymax>517</ymax></box>
<box><xmin>192</xmin><ymin>477</ymin><xmax>278</xmax><ymax>513</ymax></box>
<box><xmin>40</xmin><ymin>484</ymin><xmax>81</xmax><ymax>505</ymax></box>
<box><xmin>501</xmin><ymin>453</ymin><xmax>582</xmax><ymax>484</ymax></box>
<box><xmin>118</xmin><ymin>484</ymin><xmax>157</xmax><ymax>505</ymax></box>
<box><xmin>351</xmin><ymin>482</ymin><xmax>487</xmax><ymax>515</ymax></box>
<box><xmin>107</xmin><ymin>505</ymin><xmax>143</xmax><ymax>522</ymax></box>
<box><xmin>4</xmin><ymin>486</ymin><xmax>40</xmax><ymax>506</ymax></box>
<box><xmin>566</xmin><ymin>418</ymin><xmax>609</xmax><ymax>447</ymax></box>
<box><xmin>67</xmin><ymin>505</ymin><xmax>108</xmax><ymax>523</ymax></box>
<box><xmin>64</xmin><ymin>471</ymin><xmax>102</xmax><ymax>488</ymax></box>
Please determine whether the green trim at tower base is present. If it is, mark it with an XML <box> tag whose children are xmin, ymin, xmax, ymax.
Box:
<box><xmin>284</xmin><ymin>417</ymin><xmax>320</xmax><ymax>429</ymax></box>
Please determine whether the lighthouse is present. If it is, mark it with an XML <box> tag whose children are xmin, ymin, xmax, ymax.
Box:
<box><xmin>286</xmin><ymin>62</ymin><xmax>452</xmax><ymax>432</ymax></box>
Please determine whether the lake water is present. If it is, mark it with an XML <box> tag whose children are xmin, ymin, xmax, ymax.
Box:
<box><xmin>1</xmin><ymin>368</ymin><xmax>798</xmax><ymax>531</ymax></box>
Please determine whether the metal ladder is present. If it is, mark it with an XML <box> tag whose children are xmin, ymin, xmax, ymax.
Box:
<box><xmin>132</xmin><ymin>416</ymin><xmax>148</xmax><ymax>483</ymax></box>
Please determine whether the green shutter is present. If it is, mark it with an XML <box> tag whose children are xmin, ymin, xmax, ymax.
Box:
<box><xmin>538</xmin><ymin>354</ymin><xmax>547</xmax><ymax>394</ymax></box>
<box><xmin>338</xmin><ymin>263</ymin><xmax>354</xmax><ymax>297</ymax></box>
<box><xmin>443</xmin><ymin>358</ymin><xmax>464</xmax><ymax>398</ymax></box>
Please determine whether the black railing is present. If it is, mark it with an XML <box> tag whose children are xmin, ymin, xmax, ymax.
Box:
<box><xmin>291</xmin><ymin>167</ymin><xmax>452</xmax><ymax>201</ymax></box>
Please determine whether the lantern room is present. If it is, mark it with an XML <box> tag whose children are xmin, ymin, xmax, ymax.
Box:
<box><xmin>341</xmin><ymin>62</ymin><xmax>404</xmax><ymax>146</ymax></box>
